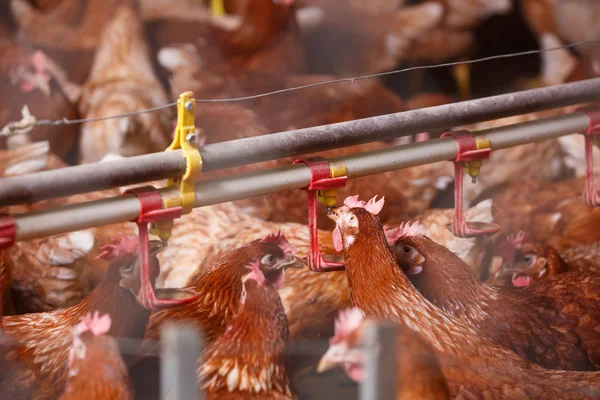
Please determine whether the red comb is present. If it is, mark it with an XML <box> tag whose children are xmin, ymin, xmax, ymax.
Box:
<box><xmin>96</xmin><ymin>233</ymin><xmax>139</xmax><ymax>261</ymax></box>
<box><xmin>74</xmin><ymin>311</ymin><xmax>112</xmax><ymax>337</ymax></box>
<box><xmin>331</xmin><ymin>307</ymin><xmax>364</xmax><ymax>345</ymax></box>
<box><xmin>261</xmin><ymin>230</ymin><xmax>297</xmax><ymax>255</ymax></box>
<box><xmin>384</xmin><ymin>221</ymin><xmax>427</xmax><ymax>245</ymax></box>
<box><xmin>498</xmin><ymin>231</ymin><xmax>527</xmax><ymax>261</ymax></box>
<box><xmin>343</xmin><ymin>195</ymin><xmax>385</xmax><ymax>215</ymax></box>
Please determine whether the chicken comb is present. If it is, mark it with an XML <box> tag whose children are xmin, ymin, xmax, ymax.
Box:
<box><xmin>331</xmin><ymin>307</ymin><xmax>365</xmax><ymax>345</ymax></box>
<box><xmin>261</xmin><ymin>230</ymin><xmax>297</xmax><ymax>255</ymax></box>
<box><xmin>343</xmin><ymin>195</ymin><xmax>385</xmax><ymax>215</ymax></box>
<box><xmin>74</xmin><ymin>311</ymin><xmax>112</xmax><ymax>337</ymax></box>
<box><xmin>384</xmin><ymin>221</ymin><xmax>427</xmax><ymax>244</ymax></box>
<box><xmin>96</xmin><ymin>233</ymin><xmax>139</xmax><ymax>261</ymax></box>
<box><xmin>31</xmin><ymin>51</ymin><xmax>48</xmax><ymax>74</ymax></box>
<box><xmin>243</xmin><ymin>260</ymin><xmax>267</xmax><ymax>286</ymax></box>
<box><xmin>498</xmin><ymin>231</ymin><xmax>527</xmax><ymax>261</ymax></box>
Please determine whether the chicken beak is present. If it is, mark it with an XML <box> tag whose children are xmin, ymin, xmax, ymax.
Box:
<box><xmin>39</xmin><ymin>80</ymin><xmax>51</xmax><ymax>97</ymax></box>
<box><xmin>281</xmin><ymin>254</ymin><xmax>305</xmax><ymax>269</ymax></box>
<box><xmin>326</xmin><ymin>207</ymin><xmax>340</xmax><ymax>222</ymax></box>
<box><xmin>317</xmin><ymin>343</ymin><xmax>345</xmax><ymax>373</ymax></box>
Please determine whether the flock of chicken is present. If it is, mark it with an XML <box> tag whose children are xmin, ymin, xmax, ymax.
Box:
<box><xmin>2</xmin><ymin>0</ymin><xmax>600</xmax><ymax>399</ymax></box>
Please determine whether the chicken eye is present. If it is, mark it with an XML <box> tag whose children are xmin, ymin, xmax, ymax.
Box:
<box><xmin>349</xmin><ymin>215</ymin><xmax>356</xmax><ymax>222</ymax></box>
<box><xmin>262</xmin><ymin>254</ymin><xmax>276</xmax><ymax>265</ymax></box>
<box><xmin>401</xmin><ymin>245</ymin><xmax>413</xmax><ymax>255</ymax></box>
<box><xmin>123</xmin><ymin>262</ymin><xmax>134</xmax><ymax>272</ymax></box>
<box><xmin>523</xmin><ymin>255</ymin><xmax>534</xmax><ymax>264</ymax></box>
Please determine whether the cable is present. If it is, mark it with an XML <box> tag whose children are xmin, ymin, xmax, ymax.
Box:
<box><xmin>8</xmin><ymin>36</ymin><xmax>600</xmax><ymax>131</ymax></box>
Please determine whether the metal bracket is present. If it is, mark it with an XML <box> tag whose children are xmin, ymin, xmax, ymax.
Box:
<box><xmin>441</xmin><ymin>130</ymin><xmax>500</xmax><ymax>238</ymax></box>
<box><xmin>124</xmin><ymin>187</ymin><xmax>197</xmax><ymax>309</ymax></box>
<box><xmin>293</xmin><ymin>157</ymin><xmax>347</xmax><ymax>272</ymax></box>
<box><xmin>576</xmin><ymin>105</ymin><xmax>600</xmax><ymax>207</ymax></box>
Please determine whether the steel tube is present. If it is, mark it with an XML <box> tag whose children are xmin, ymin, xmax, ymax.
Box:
<box><xmin>10</xmin><ymin>110</ymin><xmax>594</xmax><ymax>241</ymax></box>
<box><xmin>1</xmin><ymin>78</ymin><xmax>599</xmax><ymax>206</ymax></box>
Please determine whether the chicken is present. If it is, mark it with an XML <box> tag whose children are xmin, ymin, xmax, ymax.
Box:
<box><xmin>78</xmin><ymin>3</ymin><xmax>173</xmax><ymax>163</ymax></box>
<box><xmin>198</xmin><ymin>262</ymin><xmax>294</xmax><ymax>399</ymax></box>
<box><xmin>130</xmin><ymin>232</ymin><xmax>302</xmax><ymax>400</ymax></box>
<box><xmin>317</xmin><ymin>307</ymin><xmax>450</xmax><ymax>400</ymax></box>
<box><xmin>145</xmin><ymin>232</ymin><xmax>303</xmax><ymax>344</ymax></box>
<box><xmin>0</xmin><ymin>238</ymin><xmax>163</xmax><ymax>399</ymax></box>
<box><xmin>0</xmin><ymin>43</ymin><xmax>78</xmax><ymax>157</ymax></box>
<box><xmin>387</xmin><ymin>198</ymin><xmax>495</xmax><ymax>278</ymax></box>
<box><xmin>295</xmin><ymin>1</ymin><xmax>444</xmax><ymax>76</ymax></box>
<box><xmin>489</xmin><ymin>238</ymin><xmax>600</xmax><ymax>287</ymax></box>
<box><xmin>59</xmin><ymin>312</ymin><xmax>133</xmax><ymax>400</ymax></box>
<box><xmin>328</xmin><ymin>195</ymin><xmax>600</xmax><ymax>398</ymax></box>
<box><xmin>387</xmin><ymin>218</ymin><xmax>600</xmax><ymax>371</ymax></box>
<box><xmin>492</xmin><ymin>177</ymin><xmax>600</xmax><ymax>252</ymax></box>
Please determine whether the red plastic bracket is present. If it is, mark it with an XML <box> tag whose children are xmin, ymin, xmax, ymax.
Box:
<box><xmin>440</xmin><ymin>130</ymin><xmax>500</xmax><ymax>238</ymax></box>
<box><xmin>294</xmin><ymin>157</ymin><xmax>347</xmax><ymax>272</ymax></box>
<box><xmin>124</xmin><ymin>187</ymin><xmax>197</xmax><ymax>309</ymax></box>
<box><xmin>576</xmin><ymin>105</ymin><xmax>600</xmax><ymax>207</ymax></box>
<box><xmin>0</xmin><ymin>214</ymin><xmax>16</xmax><ymax>251</ymax></box>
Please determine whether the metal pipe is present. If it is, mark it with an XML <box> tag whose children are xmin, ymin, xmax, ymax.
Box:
<box><xmin>360</xmin><ymin>322</ymin><xmax>398</xmax><ymax>400</ymax></box>
<box><xmin>1</xmin><ymin>79</ymin><xmax>599</xmax><ymax>206</ymax></box>
<box><xmin>160</xmin><ymin>323</ymin><xmax>203</xmax><ymax>400</ymax></box>
<box><xmin>11</xmin><ymin>110</ymin><xmax>592</xmax><ymax>241</ymax></box>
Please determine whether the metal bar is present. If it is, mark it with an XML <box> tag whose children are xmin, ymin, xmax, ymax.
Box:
<box><xmin>1</xmin><ymin>78</ymin><xmax>599</xmax><ymax>206</ymax></box>
<box><xmin>10</xmin><ymin>110</ymin><xmax>592</xmax><ymax>241</ymax></box>
<box><xmin>359</xmin><ymin>322</ymin><xmax>397</xmax><ymax>400</ymax></box>
<box><xmin>160</xmin><ymin>323</ymin><xmax>203</xmax><ymax>400</ymax></box>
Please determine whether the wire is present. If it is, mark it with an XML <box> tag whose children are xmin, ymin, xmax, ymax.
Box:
<box><xmin>35</xmin><ymin>102</ymin><xmax>178</xmax><ymax>126</ymax></box>
<box><xmin>15</xmin><ymin>36</ymin><xmax>600</xmax><ymax>129</ymax></box>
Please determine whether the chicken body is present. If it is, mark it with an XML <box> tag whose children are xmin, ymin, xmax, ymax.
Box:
<box><xmin>330</xmin><ymin>205</ymin><xmax>600</xmax><ymax>398</ymax></box>
<box><xmin>78</xmin><ymin>3</ymin><xmax>172</xmax><ymax>163</ymax></box>
<box><xmin>59</xmin><ymin>328</ymin><xmax>133</xmax><ymax>399</ymax></box>
<box><xmin>392</xmin><ymin>234</ymin><xmax>600</xmax><ymax>371</ymax></box>
<box><xmin>199</xmin><ymin>278</ymin><xmax>293</xmax><ymax>399</ymax></box>
<box><xmin>493</xmin><ymin>177</ymin><xmax>600</xmax><ymax>252</ymax></box>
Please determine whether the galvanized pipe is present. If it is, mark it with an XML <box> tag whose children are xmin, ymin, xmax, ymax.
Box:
<box><xmin>11</xmin><ymin>110</ymin><xmax>592</xmax><ymax>241</ymax></box>
<box><xmin>1</xmin><ymin>78</ymin><xmax>599</xmax><ymax>206</ymax></box>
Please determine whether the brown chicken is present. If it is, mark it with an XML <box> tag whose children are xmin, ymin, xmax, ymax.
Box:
<box><xmin>317</xmin><ymin>307</ymin><xmax>450</xmax><ymax>400</ymax></box>
<box><xmin>387</xmin><ymin>198</ymin><xmax>494</xmax><ymax>278</ymax></box>
<box><xmin>328</xmin><ymin>195</ymin><xmax>600</xmax><ymax>398</ymax></box>
<box><xmin>198</xmin><ymin>263</ymin><xmax>294</xmax><ymax>399</ymax></box>
<box><xmin>145</xmin><ymin>232</ymin><xmax>303</xmax><ymax>343</ymax></box>
<box><xmin>387</xmin><ymin>219</ymin><xmax>600</xmax><ymax>371</ymax></box>
<box><xmin>490</xmin><ymin>237</ymin><xmax>600</xmax><ymax>287</ymax></box>
<box><xmin>0</xmin><ymin>238</ymin><xmax>163</xmax><ymax>399</ymax></box>
<box><xmin>78</xmin><ymin>3</ymin><xmax>172</xmax><ymax>163</ymax></box>
<box><xmin>59</xmin><ymin>312</ymin><xmax>133</xmax><ymax>400</ymax></box>
<box><xmin>0</xmin><ymin>43</ymin><xmax>78</xmax><ymax>157</ymax></box>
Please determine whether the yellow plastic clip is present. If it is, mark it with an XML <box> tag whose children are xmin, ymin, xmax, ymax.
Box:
<box><xmin>166</xmin><ymin>92</ymin><xmax>202</xmax><ymax>213</ymax></box>
<box><xmin>316</xmin><ymin>162</ymin><xmax>347</xmax><ymax>208</ymax></box>
<box><xmin>463</xmin><ymin>136</ymin><xmax>491</xmax><ymax>181</ymax></box>
<box><xmin>150</xmin><ymin>92</ymin><xmax>202</xmax><ymax>241</ymax></box>
<box><xmin>198</xmin><ymin>0</ymin><xmax>226</xmax><ymax>16</ymax></box>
